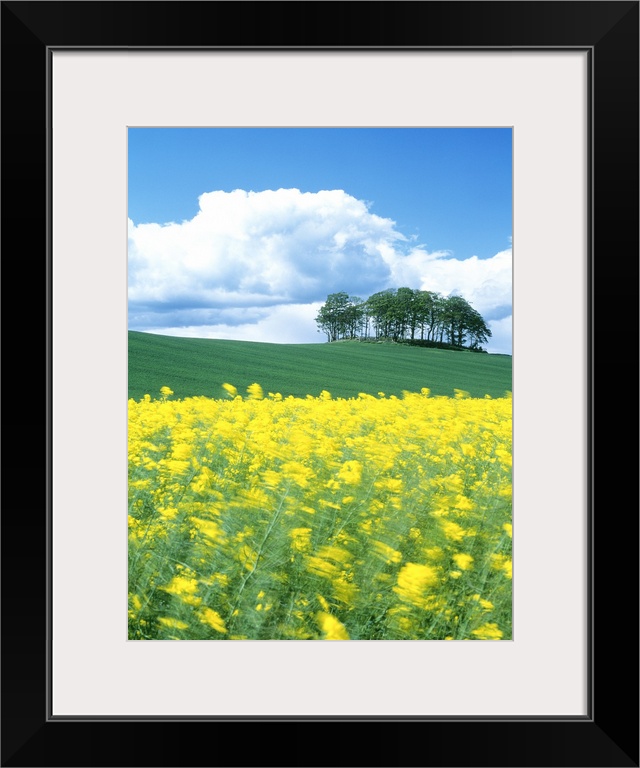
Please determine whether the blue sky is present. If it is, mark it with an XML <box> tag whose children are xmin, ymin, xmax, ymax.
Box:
<box><xmin>128</xmin><ymin>128</ymin><xmax>512</xmax><ymax>353</ymax></box>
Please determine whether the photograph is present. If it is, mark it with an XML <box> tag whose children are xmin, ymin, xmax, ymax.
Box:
<box><xmin>2</xmin><ymin>0</ymin><xmax>636</xmax><ymax>762</ymax></box>
<box><xmin>127</xmin><ymin>127</ymin><xmax>514</xmax><ymax>641</ymax></box>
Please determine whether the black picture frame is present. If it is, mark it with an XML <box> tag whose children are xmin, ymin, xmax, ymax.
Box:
<box><xmin>2</xmin><ymin>1</ymin><xmax>638</xmax><ymax>766</ymax></box>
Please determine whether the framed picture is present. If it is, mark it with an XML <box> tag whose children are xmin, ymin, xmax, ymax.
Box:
<box><xmin>3</xmin><ymin>1</ymin><xmax>637</xmax><ymax>766</ymax></box>
<box><xmin>126</xmin><ymin>123</ymin><xmax>515</xmax><ymax>647</ymax></box>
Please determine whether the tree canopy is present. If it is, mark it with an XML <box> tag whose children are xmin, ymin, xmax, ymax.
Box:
<box><xmin>315</xmin><ymin>288</ymin><xmax>492</xmax><ymax>351</ymax></box>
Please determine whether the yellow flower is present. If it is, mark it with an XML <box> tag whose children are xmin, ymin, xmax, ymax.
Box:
<box><xmin>371</xmin><ymin>540</ymin><xmax>402</xmax><ymax>565</ymax></box>
<box><xmin>289</xmin><ymin>527</ymin><xmax>312</xmax><ymax>552</ymax></box>
<box><xmin>471</xmin><ymin>594</ymin><xmax>494</xmax><ymax>611</ymax></box>
<box><xmin>160</xmin><ymin>575</ymin><xmax>199</xmax><ymax>596</ymax></box>
<box><xmin>191</xmin><ymin>517</ymin><xmax>224</xmax><ymax>543</ymax></box>
<box><xmin>171</xmin><ymin>443</ymin><xmax>192</xmax><ymax>460</ymax></box>
<box><xmin>246</xmin><ymin>382</ymin><xmax>264</xmax><ymax>400</ymax></box>
<box><xmin>199</xmin><ymin>608</ymin><xmax>228</xmax><ymax>634</ymax></box>
<box><xmin>166</xmin><ymin>459</ymin><xmax>190</xmax><ymax>474</ymax></box>
<box><xmin>281</xmin><ymin>461</ymin><xmax>314</xmax><ymax>488</ymax></box>
<box><xmin>332</xmin><ymin>575</ymin><xmax>358</xmax><ymax>606</ymax></box>
<box><xmin>491</xmin><ymin>554</ymin><xmax>513</xmax><ymax>579</ymax></box>
<box><xmin>128</xmin><ymin>383</ymin><xmax>513</xmax><ymax>641</ymax></box>
<box><xmin>222</xmin><ymin>382</ymin><xmax>238</xmax><ymax>398</ymax></box>
<box><xmin>262</xmin><ymin>469</ymin><xmax>281</xmax><ymax>489</ymax></box>
<box><xmin>158</xmin><ymin>617</ymin><xmax>189</xmax><ymax>630</ymax></box>
<box><xmin>441</xmin><ymin>520</ymin><xmax>466</xmax><ymax>542</ymax></box>
<box><xmin>396</xmin><ymin>616</ymin><xmax>413</xmax><ymax>631</ymax></box>
<box><xmin>316</xmin><ymin>612</ymin><xmax>350</xmax><ymax>640</ymax></box>
<box><xmin>337</xmin><ymin>460</ymin><xmax>363</xmax><ymax>486</ymax></box>
<box><xmin>160</xmin><ymin>386</ymin><xmax>173</xmax><ymax>398</ymax></box>
<box><xmin>393</xmin><ymin>562</ymin><xmax>439</xmax><ymax>606</ymax></box>
<box><xmin>237</xmin><ymin>544</ymin><xmax>259</xmax><ymax>571</ymax></box>
<box><xmin>459</xmin><ymin>443</ymin><xmax>476</xmax><ymax>458</ymax></box>
<box><xmin>452</xmin><ymin>553</ymin><xmax>474</xmax><ymax>571</ymax></box>
<box><xmin>454</xmin><ymin>494</ymin><xmax>474</xmax><ymax>511</ymax></box>
<box><xmin>305</xmin><ymin>556</ymin><xmax>339</xmax><ymax>580</ymax></box>
<box><xmin>314</xmin><ymin>545</ymin><xmax>350</xmax><ymax>564</ymax></box>
<box><xmin>317</xmin><ymin>594</ymin><xmax>330</xmax><ymax>612</ymax></box>
<box><xmin>159</xmin><ymin>574</ymin><xmax>202</xmax><ymax>606</ymax></box>
<box><xmin>471</xmin><ymin>622</ymin><xmax>503</xmax><ymax>640</ymax></box>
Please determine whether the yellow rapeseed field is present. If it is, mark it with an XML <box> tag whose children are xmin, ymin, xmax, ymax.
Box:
<box><xmin>128</xmin><ymin>385</ymin><xmax>512</xmax><ymax>640</ymax></box>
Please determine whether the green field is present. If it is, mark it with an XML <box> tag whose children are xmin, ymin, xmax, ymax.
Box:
<box><xmin>128</xmin><ymin>330</ymin><xmax>512</xmax><ymax>401</ymax></box>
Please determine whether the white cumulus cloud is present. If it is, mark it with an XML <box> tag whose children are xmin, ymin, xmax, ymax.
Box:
<box><xmin>128</xmin><ymin>188</ymin><xmax>512</xmax><ymax>353</ymax></box>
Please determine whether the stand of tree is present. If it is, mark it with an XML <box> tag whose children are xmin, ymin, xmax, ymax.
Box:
<box><xmin>315</xmin><ymin>289</ymin><xmax>492</xmax><ymax>351</ymax></box>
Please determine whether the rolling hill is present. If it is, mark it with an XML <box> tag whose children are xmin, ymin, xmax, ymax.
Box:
<box><xmin>128</xmin><ymin>331</ymin><xmax>512</xmax><ymax>401</ymax></box>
